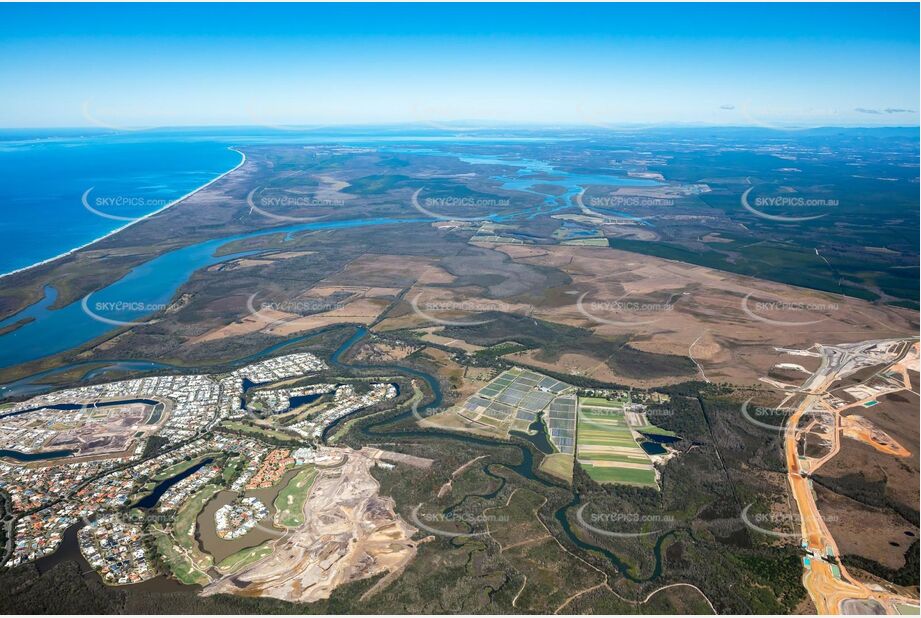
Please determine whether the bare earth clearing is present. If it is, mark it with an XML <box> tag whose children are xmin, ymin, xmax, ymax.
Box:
<box><xmin>202</xmin><ymin>447</ymin><xmax>422</xmax><ymax>603</ymax></box>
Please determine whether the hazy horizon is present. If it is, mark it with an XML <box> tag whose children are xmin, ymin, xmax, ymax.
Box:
<box><xmin>1</xmin><ymin>3</ymin><xmax>918</xmax><ymax>130</ymax></box>
<box><xmin>2</xmin><ymin>121</ymin><xmax>920</xmax><ymax>133</ymax></box>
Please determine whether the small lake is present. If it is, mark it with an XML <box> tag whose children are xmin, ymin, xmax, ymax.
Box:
<box><xmin>0</xmin><ymin>448</ymin><xmax>74</xmax><ymax>462</ymax></box>
<box><xmin>0</xmin><ymin>397</ymin><xmax>160</xmax><ymax>420</ymax></box>
<box><xmin>135</xmin><ymin>458</ymin><xmax>213</xmax><ymax>510</ymax></box>
<box><xmin>194</xmin><ymin>470</ymin><xmax>294</xmax><ymax>564</ymax></box>
<box><xmin>510</xmin><ymin>413</ymin><xmax>554</xmax><ymax>455</ymax></box>
<box><xmin>639</xmin><ymin>432</ymin><xmax>680</xmax><ymax>455</ymax></box>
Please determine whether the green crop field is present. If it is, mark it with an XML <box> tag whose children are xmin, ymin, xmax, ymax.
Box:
<box><xmin>579</xmin><ymin>396</ymin><xmax>627</xmax><ymax>408</ymax></box>
<box><xmin>576</xmin><ymin>400</ymin><xmax>657</xmax><ymax>488</ymax></box>
<box><xmin>578</xmin><ymin>465</ymin><xmax>658</xmax><ymax>486</ymax></box>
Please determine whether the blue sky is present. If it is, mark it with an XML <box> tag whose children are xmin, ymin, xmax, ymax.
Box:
<box><xmin>1</xmin><ymin>3</ymin><xmax>918</xmax><ymax>128</ymax></box>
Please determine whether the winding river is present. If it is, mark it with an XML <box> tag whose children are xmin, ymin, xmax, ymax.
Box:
<box><xmin>327</xmin><ymin>325</ymin><xmax>672</xmax><ymax>584</ymax></box>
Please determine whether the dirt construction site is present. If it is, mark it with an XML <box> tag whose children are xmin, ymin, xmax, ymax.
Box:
<box><xmin>202</xmin><ymin>446</ymin><xmax>421</xmax><ymax>603</ymax></box>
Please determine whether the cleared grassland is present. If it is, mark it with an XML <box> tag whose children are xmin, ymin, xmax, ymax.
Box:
<box><xmin>580</xmin><ymin>452</ymin><xmax>652</xmax><ymax>464</ymax></box>
<box><xmin>538</xmin><ymin>452</ymin><xmax>574</xmax><ymax>482</ymax></box>
<box><xmin>580</xmin><ymin>396</ymin><xmax>628</xmax><ymax>408</ymax></box>
<box><xmin>216</xmin><ymin>542</ymin><xmax>274</xmax><ymax>574</ymax></box>
<box><xmin>633</xmin><ymin>423</ymin><xmax>678</xmax><ymax>437</ymax></box>
<box><xmin>576</xmin><ymin>401</ymin><xmax>657</xmax><ymax>488</ymax></box>
<box><xmin>579</xmin><ymin>464</ymin><xmax>657</xmax><ymax>486</ymax></box>
<box><xmin>273</xmin><ymin>465</ymin><xmax>318</xmax><ymax>528</ymax></box>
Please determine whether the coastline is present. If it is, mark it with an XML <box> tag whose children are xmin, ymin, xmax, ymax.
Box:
<box><xmin>0</xmin><ymin>146</ymin><xmax>247</xmax><ymax>281</ymax></box>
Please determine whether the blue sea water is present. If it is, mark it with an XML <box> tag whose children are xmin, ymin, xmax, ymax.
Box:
<box><xmin>0</xmin><ymin>132</ymin><xmax>242</xmax><ymax>275</ymax></box>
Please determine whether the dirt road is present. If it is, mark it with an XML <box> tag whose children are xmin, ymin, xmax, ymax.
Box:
<box><xmin>780</xmin><ymin>340</ymin><xmax>918</xmax><ymax>614</ymax></box>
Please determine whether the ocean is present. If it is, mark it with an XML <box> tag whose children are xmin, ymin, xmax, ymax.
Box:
<box><xmin>0</xmin><ymin>131</ymin><xmax>243</xmax><ymax>276</ymax></box>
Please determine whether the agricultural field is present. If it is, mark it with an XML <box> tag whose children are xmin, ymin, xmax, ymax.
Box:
<box><xmin>545</xmin><ymin>395</ymin><xmax>577</xmax><ymax>454</ymax></box>
<box><xmin>576</xmin><ymin>397</ymin><xmax>658</xmax><ymax>487</ymax></box>
<box><xmin>436</xmin><ymin>367</ymin><xmax>575</xmax><ymax>439</ymax></box>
